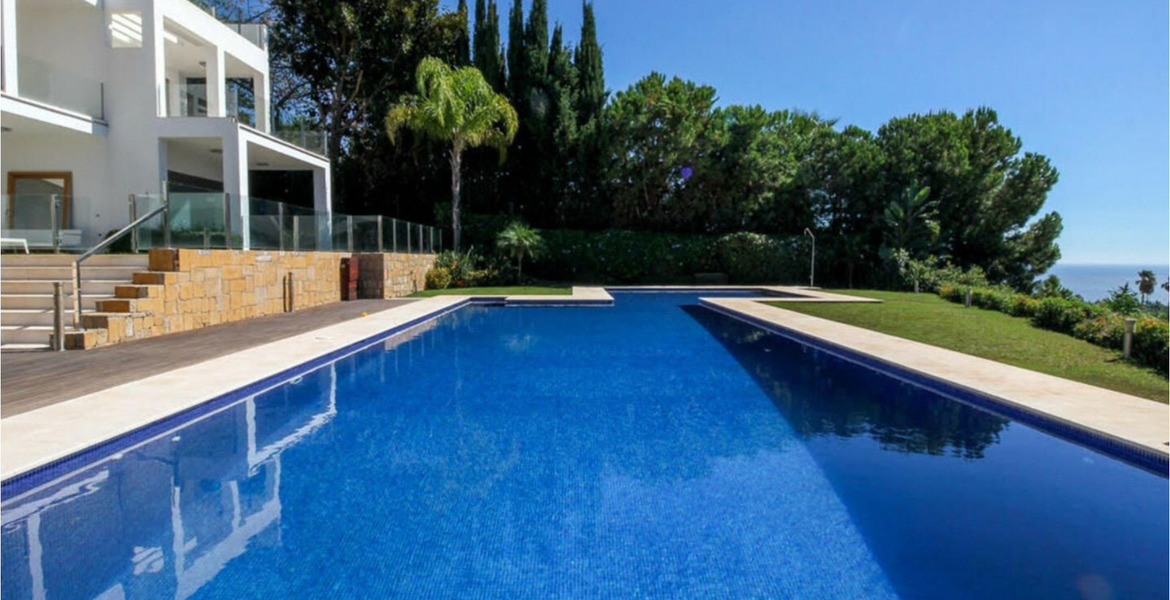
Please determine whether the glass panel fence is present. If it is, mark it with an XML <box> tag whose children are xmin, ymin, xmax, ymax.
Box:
<box><xmin>167</xmin><ymin>193</ymin><xmax>237</xmax><ymax>249</ymax></box>
<box><xmin>0</xmin><ymin>194</ymin><xmax>96</xmax><ymax>251</ymax></box>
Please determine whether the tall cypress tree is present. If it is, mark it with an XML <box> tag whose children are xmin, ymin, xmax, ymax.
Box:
<box><xmin>487</xmin><ymin>1</ymin><xmax>505</xmax><ymax>90</ymax></box>
<box><xmin>506</xmin><ymin>0</ymin><xmax>525</xmax><ymax>102</ymax></box>
<box><xmin>455</xmin><ymin>0</ymin><xmax>471</xmax><ymax>66</ymax></box>
<box><xmin>473</xmin><ymin>0</ymin><xmax>504</xmax><ymax>91</ymax></box>
<box><xmin>522</xmin><ymin>0</ymin><xmax>549</xmax><ymax>95</ymax></box>
<box><xmin>473</xmin><ymin>0</ymin><xmax>486</xmax><ymax>64</ymax></box>
<box><xmin>574</xmin><ymin>1</ymin><xmax>605</xmax><ymax>124</ymax></box>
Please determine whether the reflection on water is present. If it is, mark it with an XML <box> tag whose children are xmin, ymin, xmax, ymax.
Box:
<box><xmin>1</xmin><ymin>366</ymin><xmax>337</xmax><ymax>600</ymax></box>
<box><xmin>686</xmin><ymin>305</ymin><xmax>1008</xmax><ymax>459</ymax></box>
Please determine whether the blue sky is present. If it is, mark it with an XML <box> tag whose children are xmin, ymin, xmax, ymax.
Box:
<box><xmin>448</xmin><ymin>0</ymin><xmax>1169</xmax><ymax>265</ymax></box>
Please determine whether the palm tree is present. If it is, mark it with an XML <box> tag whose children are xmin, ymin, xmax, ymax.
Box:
<box><xmin>1137</xmin><ymin>270</ymin><xmax>1157</xmax><ymax>305</ymax></box>
<box><xmin>884</xmin><ymin>184</ymin><xmax>938</xmax><ymax>257</ymax></box>
<box><xmin>496</xmin><ymin>221</ymin><xmax>544</xmax><ymax>282</ymax></box>
<box><xmin>386</xmin><ymin>57</ymin><xmax>518</xmax><ymax>250</ymax></box>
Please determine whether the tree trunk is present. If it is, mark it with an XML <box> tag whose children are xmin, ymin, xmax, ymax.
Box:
<box><xmin>450</xmin><ymin>147</ymin><xmax>463</xmax><ymax>251</ymax></box>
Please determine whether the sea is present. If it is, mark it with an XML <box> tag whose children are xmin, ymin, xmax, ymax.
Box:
<box><xmin>1046</xmin><ymin>263</ymin><xmax>1170</xmax><ymax>303</ymax></box>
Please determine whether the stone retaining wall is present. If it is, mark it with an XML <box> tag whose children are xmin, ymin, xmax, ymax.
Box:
<box><xmin>70</xmin><ymin>248</ymin><xmax>435</xmax><ymax>349</ymax></box>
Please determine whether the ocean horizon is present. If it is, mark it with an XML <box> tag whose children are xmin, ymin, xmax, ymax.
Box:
<box><xmin>1046</xmin><ymin>263</ymin><xmax>1170</xmax><ymax>303</ymax></box>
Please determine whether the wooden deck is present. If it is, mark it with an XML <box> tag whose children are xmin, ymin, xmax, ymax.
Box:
<box><xmin>0</xmin><ymin>299</ymin><xmax>416</xmax><ymax>418</ymax></box>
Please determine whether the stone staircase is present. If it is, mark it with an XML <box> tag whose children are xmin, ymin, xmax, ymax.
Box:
<box><xmin>0</xmin><ymin>254</ymin><xmax>150</xmax><ymax>351</ymax></box>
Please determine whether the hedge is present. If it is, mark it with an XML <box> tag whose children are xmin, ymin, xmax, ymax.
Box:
<box><xmin>938</xmin><ymin>284</ymin><xmax>1168</xmax><ymax>374</ymax></box>
<box><xmin>529</xmin><ymin>229</ymin><xmax>806</xmax><ymax>284</ymax></box>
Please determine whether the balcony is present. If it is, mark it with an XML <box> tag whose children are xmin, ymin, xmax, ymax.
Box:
<box><xmin>16</xmin><ymin>55</ymin><xmax>104</xmax><ymax>120</ymax></box>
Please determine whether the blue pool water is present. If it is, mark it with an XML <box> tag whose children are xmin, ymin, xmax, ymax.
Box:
<box><xmin>2</xmin><ymin>292</ymin><xmax>1166</xmax><ymax>599</ymax></box>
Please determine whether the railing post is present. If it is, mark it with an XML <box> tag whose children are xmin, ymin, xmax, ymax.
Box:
<box><xmin>129</xmin><ymin>194</ymin><xmax>138</xmax><ymax>253</ymax></box>
<box><xmin>50</xmin><ymin>194</ymin><xmax>60</xmax><ymax>253</ymax></box>
<box><xmin>417</xmin><ymin>224</ymin><xmax>423</xmax><ymax>254</ymax></box>
<box><xmin>278</xmin><ymin>202</ymin><xmax>285</xmax><ymax>252</ymax></box>
<box><xmin>406</xmin><ymin>223</ymin><xmax>411</xmax><ymax>254</ymax></box>
<box><xmin>162</xmin><ymin>183</ymin><xmax>172</xmax><ymax>249</ymax></box>
<box><xmin>429</xmin><ymin>227</ymin><xmax>434</xmax><ymax>253</ymax></box>
<box><xmin>72</xmin><ymin>261</ymin><xmax>82</xmax><ymax>330</ymax></box>
<box><xmin>53</xmin><ymin>282</ymin><xmax>65</xmax><ymax>351</ymax></box>
<box><xmin>346</xmin><ymin>216</ymin><xmax>354</xmax><ymax>253</ymax></box>
<box><xmin>223</xmin><ymin>193</ymin><xmax>232</xmax><ymax>250</ymax></box>
<box><xmin>1123</xmin><ymin>318</ymin><xmax>1136</xmax><ymax>358</ymax></box>
<box><xmin>392</xmin><ymin>218</ymin><xmax>398</xmax><ymax>253</ymax></box>
<box><xmin>293</xmin><ymin>217</ymin><xmax>300</xmax><ymax>251</ymax></box>
<box><xmin>376</xmin><ymin>216</ymin><xmax>384</xmax><ymax>253</ymax></box>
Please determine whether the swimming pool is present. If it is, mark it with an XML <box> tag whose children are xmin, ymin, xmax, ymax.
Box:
<box><xmin>2</xmin><ymin>292</ymin><xmax>1166</xmax><ymax>599</ymax></box>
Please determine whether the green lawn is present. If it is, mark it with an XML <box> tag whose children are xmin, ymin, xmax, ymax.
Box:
<box><xmin>771</xmin><ymin>290</ymin><xmax>1169</xmax><ymax>403</ymax></box>
<box><xmin>411</xmin><ymin>286</ymin><xmax>571</xmax><ymax>298</ymax></box>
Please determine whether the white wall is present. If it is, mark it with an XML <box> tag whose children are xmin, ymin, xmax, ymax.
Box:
<box><xmin>165</xmin><ymin>140</ymin><xmax>224</xmax><ymax>183</ymax></box>
<box><xmin>1</xmin><ymin>133</ymin><xmax>119</xmax><ymax>246</ymax></box>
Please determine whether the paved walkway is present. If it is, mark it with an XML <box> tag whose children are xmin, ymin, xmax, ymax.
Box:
<box><xmin>0</xmin><ymin>299</ymin><xmax>415</xmax><ymax>418</ymax></box>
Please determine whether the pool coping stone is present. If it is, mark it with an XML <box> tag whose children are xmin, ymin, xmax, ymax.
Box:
<box><xmin>701</xmin><ymin>296</ymin><xmax>1169</xmax><ymax>474</ymax></box>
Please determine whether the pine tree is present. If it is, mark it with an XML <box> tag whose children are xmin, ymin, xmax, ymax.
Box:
<box><xmin>455</xmin><ymin>0</ymin><xmax>471</xmax><ymax>66</ymax></box>
<box><xmin>573</xmin><ymin>1</ymin><xmax>605</xmax><ymax>125</ymax></box>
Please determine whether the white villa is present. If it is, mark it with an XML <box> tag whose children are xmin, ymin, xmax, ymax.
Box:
<box><xmin>0</xmin><ymin>0</ymin><xmax>332</xmax><ymax>251</ymax></box>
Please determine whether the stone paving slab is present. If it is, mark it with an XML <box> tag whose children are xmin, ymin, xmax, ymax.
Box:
<box><xmin>0</xmin><ymin>297</ymin><xmax>464</xmax><ymax>480</ymax></box>
<box><xmin>702</xmin><ymin>297</ymin><xmax>1170</xmax><ymax>458</ymax></box>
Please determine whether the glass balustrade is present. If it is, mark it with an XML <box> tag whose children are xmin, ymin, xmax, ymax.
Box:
<box><xmin>41</xmin><ymin>192</ymin><xmax>442</xmax><ymax>255</ymax></box>
<box><xmin>17</xmin><ymin>54</ymin><xmax>104</xmax><ymax>119</ymax></box>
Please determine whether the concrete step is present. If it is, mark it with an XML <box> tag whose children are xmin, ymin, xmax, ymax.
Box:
<box><xmin>0</xmin><ymin>265</ymin><xmax>144</xmax><ymax>281</ymax></box>
<box><xmin>0</xmin><ymin>342</ymin><xmax>52</xmax><ymax>352</ymax></box>
<box><xmin>1</xmin><ymin>309</ymin><xmax>63</xmax><ymax>327</ymax></box>
<box><xmin>0</xmin><ymin>254</ymin><xmax>149</xmax><ymax>267</ymax></box>
<box><xmin>0</xmin><ymin>324</ymin><xmax>80</xmax><ymax>345</ymax></box>
<box><xmin>0</xmin><ymin>294</ymin><xmax>109</xmax><ymax>310</ymax></box>
<box><xmin>1</xmin><ymin>280</ymin><xmax>127</xmax><ymax>295</ymax></box>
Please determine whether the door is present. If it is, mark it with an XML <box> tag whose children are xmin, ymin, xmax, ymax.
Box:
<box><xmin>5</xmin><ymin>172</ymin><xmax>72</xmax><ymax>230</ymax></box>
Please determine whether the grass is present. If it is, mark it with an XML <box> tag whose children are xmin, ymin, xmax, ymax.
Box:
<box><xmin>411</xmin><ymin>286</ymin><xmax>571</xmax><ymax>298</ymax></box>
<box><xmin>771</xmin><ymin>290</ymin><xmax>1169</xmax><ymax>403</ymax></box>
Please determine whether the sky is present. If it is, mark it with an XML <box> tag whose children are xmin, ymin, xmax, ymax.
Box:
<box><xmin>445</xmin><ymin>0</ymin><xmax>1169</xmax><ymax>265</ymax></box>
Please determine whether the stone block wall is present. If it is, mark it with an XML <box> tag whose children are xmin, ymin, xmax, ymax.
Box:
<box><xmin>70</xmin><ymin>248</ymin><xmax>435</xmax><ymax>349</ymax></box>
<box><xmin>355</xmin><ymin>252</ymin><xmax>433</xmax><ymax>298</ymax></box>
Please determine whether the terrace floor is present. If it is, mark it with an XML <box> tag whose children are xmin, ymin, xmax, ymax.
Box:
<box><xmin>0</xmin><ymin>299</ymin><xmax>416</xmax><ymax>418</ymax></box>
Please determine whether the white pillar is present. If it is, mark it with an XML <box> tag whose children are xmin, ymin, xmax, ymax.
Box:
<box><xmin>2</xmin><ymin>0</ymin><xmax>19</xmax><ymax>94</ymax></box>
<box><xmin>313</xmin><ymin>167</ymin><xmax>331</xmax><ymax>250</ymax></box>
<box><xmin>222</xmin><ymin>135</ymin><xmax>250</xmax><ymax>249</ymax></box>
<box><xmin>205</xmin><ymin>46</ymin><xmax>225</xmax><ymax>118</ymax></box>
<box><xmin>254</xmin><ymin>70</ymin><xmax>269</xmax><ymax>132</ymax></box>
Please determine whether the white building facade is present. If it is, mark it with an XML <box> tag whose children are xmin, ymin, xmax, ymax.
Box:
<box><xmin>1</xmin><ymin>0</ymin><xmax>331</xmax><ymax>250</ymax></box>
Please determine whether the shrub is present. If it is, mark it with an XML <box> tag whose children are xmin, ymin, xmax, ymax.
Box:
<box><xmin>425</xmin><ymin>266</ymin><xmax>452</xmax><ymax>290</ymax></box>
<box><xmin>713</xmin><ymin>232</ymin><xmax>802</xmax><ymax>283</ymax></box>
<box><xmin>1007</xmin><ymin>295</ymin><xmax>1040</xmax><ymax>318</ymax></box>
<box><xmin>1031</xmin><ymin>297</ymin><xmax>1097</xmax><ymax>334</ymax></box>
<box><xmin>1132</xmin><ymin>318</ymin><xmax>1170</xmax><ymax>375</ymax></box>
<box><xmin>530</xmin><ymin>229</ymin><xmax>803</xmax><ymax>284</ymax></box>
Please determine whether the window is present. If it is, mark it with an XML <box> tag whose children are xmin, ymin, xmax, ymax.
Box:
<box><xmin>108</xmin><ymin>11</ymin><xmax>143</xmax><ymax>48</ymax></box>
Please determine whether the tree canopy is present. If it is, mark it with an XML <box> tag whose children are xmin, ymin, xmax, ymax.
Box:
<box><xmin>265</xmin><ymin>0</ymin><xmax>1063</xmax><ymax>291</ymax></box>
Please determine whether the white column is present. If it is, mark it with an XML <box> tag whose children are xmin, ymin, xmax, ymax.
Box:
<box><xmin>205</xmin><ymin>45</ymin><xmax>225</xmax><ymax>118</ymax></box>
<box><xmin>2</xmin><ymin>0</ymin><xmax>19</xmax><ymax>94</ymax></box>
<box><xmin>254</xmin><ymin>70</ymin><xmax>269</xmax><ymax>132</ymax></box>
<box><xmin>222</xmin><ymin>135</ymin><xmax>250</xmax><ymax>249</ymax></box>
<box><xmin>313</xmin><ymin>167</ymin><xmax>331</xmax><ymax>250</ymax></box>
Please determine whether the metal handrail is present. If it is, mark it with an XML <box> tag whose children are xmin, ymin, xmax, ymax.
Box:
<box><xmin>72</xmin><ymin>200</ymin><xmax>169</xmax><ymax>328</ymax></box>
